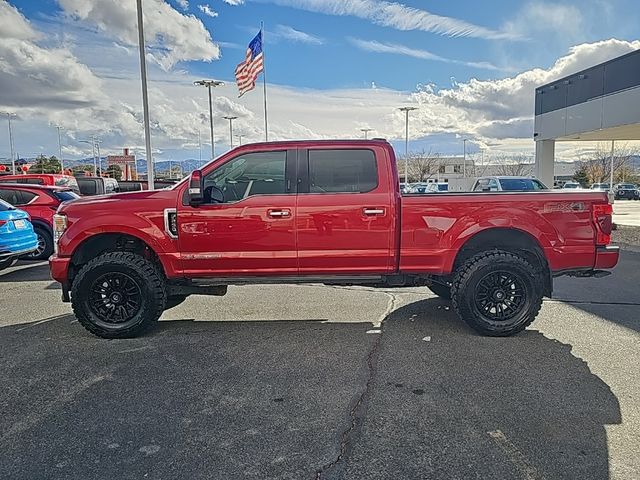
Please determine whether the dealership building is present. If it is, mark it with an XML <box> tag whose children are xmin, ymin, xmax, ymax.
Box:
<box><xmin>534</xmin><ymin>49</ymin><xmax>640</xmax><ymax>187</ymax></box>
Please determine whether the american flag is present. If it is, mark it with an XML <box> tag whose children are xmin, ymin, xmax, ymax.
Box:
<box><xmin>235</xmin><ymin>31</ymin><xmax>264</xmax><ymax>97</ymax></box>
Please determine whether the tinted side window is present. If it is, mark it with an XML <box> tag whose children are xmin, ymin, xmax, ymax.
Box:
<box><xmin>23</xmin><ymin>178</ymin><xmax>44</xmax><ymax>185</ymax></box>
<box><xmin>307</xmin><ymin>149</ymin><xmax>377</xmax><ymax>193</ymax></box>
<box><xmin>204</xmin><ymin>151</ymin><xmax>287</xmax><ymax>203</ymax></box>
<box><xmin>0</xmin><ymin>189</ymin><xmax>20</xmax><ymax>205</ymax></box>
<box><xmin>18</xmin><ymin>190</ymin><xmax>37</xmax><ymax>204</ymax></box>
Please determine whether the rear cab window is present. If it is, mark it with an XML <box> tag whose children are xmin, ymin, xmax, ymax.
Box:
<box><xmin>306</xmin><ymin>149</ymin><xmax>378</xmax><ymax>193</ymax></box>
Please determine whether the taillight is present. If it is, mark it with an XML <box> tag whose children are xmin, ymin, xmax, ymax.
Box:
<box><xmin>592</xmin><ymin>203</ymin><xmax>613</xmax><ymax>245</ymax></box>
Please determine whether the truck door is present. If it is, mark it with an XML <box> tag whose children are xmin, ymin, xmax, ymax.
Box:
<box><xmin>178</xmin><ymin>149</ymin><xmax>298</xmax><ymax>277</ymax></box>
<box><xmin>296</xmin><ymin>147</ymin><xmax>395</xmax><ymax>275</ymax></box>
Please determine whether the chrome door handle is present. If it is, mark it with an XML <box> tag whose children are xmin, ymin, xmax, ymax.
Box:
<box><xmin>268</xmin><ymin>209</ymin><xmax>291</xmax><ymax>218</ymax></box>
<box><xmin>363</xmin><ymin>208</ymin><xmax>385</xmax><ymax>216</ymax></box>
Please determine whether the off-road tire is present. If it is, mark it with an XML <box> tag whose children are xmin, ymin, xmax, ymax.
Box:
<box><xmin>427</xmin><ymin>282</ymin><xmax>452</xmax><ymax>300</ymax></box>
<box><xmin>451</xmin><ymin>250</ymin><xmax>543</xmax><ymax>336</ymax></box>
<box><xmin>165</xmin><ymin>295</ymin><xmax>188</xmax><ymax>310</ymax></box>
<box><xmin>71</xmin><ymin>251</ymin><xmax>166</xmax><ymax>339</ymax></box>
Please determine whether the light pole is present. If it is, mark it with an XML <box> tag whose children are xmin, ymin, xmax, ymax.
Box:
<box><xmin>198</xmin><ymin>130</ymin><xmax>203</xmax><ymax>166</ymax></box>
<box><xmin>1</xmin><ymin>112</ymin><xmax>17</xmax><ymax>174</ymax></box>
<box><xmin>78</xmin><ymin>137</ymin><xmax>98</xmax><ymax>177</ymax></box>
<box><xmin>95</xmin><ymin>139</ymin><xmax>102</xmax><ymax>176</ymax></box>
<box><xmin>236</xmin><ymin>134</ymin><xmax>244</xmax><ymax>146</ymax></box>
<box><xmin>136</xmin><ymin>0</ymin><xmax>155</xmax><ymax>190</ymax></box>
<box><xmin>462</xmin><ymin>139</ymin><xmax>467</xmax><ymax>177</ymax></box>
<box><xmin>398</xmin><ymin>107</ymin><xmax>417</xmax><ymax>184</ymax></box>
<box><xmin>361</xmin><ymin>128</ymin><xmax>373</xmax><ymax>139</ymax></box>
<box><xmin>53</xmin><ymin>125</ymin><xmax>64</xmax><ymax>174</ymax></box>
<box><xmin>194</xmin><ymin>79</ymin><xmax>225</xmax><ymax>159</ymax></box>
<box><xmin>223</xmin><ymin>116</ymin><xmax>238</xmax><ymax>148</ymax></box>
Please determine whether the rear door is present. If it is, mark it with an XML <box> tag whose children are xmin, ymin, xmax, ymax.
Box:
<box><xmin>178</xmin><ymin>149</ymin><xmax>298</xmax><ymax>277</ymax></box>
<box><xmin>296</xmin><ymin>146</ymin><xmax>395</xmax><ymax>275</ymax></box>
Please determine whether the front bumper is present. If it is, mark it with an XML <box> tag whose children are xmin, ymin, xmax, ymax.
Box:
<box><xmin>50</xmin><ymin>255</ymin><xmax>72</xmax><ymax>301</ymax></box>
<box><xmin>0</xmin><ymin>246</ymin><xmax>38</xmax><ymax>259</ymax></box>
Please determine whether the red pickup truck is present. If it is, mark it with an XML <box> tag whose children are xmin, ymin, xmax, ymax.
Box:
<box><xmin>50</xmin><ymin>140</ymin><xmax>618</xmax><ymax>339</ymax></box>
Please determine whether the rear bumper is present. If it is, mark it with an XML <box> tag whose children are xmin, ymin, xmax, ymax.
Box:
<box><xmin>594</xmin><ymin>245</ymin><xmax>619</xmax><ymax>269</ymax></box>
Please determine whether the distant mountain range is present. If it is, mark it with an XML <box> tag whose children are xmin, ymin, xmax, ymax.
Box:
<box><xmin>0</xmin><ymin>156</ymin><xmax>206</xmax><ymax>174</ymax></box>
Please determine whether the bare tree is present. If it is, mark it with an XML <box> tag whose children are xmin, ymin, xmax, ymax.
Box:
<box><xmin>403</xmin><ymin>148</ymin><xmax>441</xmax><ymax>182</ymax></box>
<box><xmin>579</xmin><ymin>142</ymin><xmax>637</xmax><ymax>184</ymax></box>
<box><xmin>492</xmin><ymin>154</ymin><xmax>534</xmax><ymax>176</ymax></box>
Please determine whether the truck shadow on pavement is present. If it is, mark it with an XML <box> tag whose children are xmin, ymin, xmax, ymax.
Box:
<box><xmin>0</xmin><ymin>301</ymin><xmax>621</xmax><ymax>480</ymax></box>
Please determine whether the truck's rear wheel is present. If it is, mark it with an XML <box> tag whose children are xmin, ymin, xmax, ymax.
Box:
<box><xmin>451</xmin><ymin>250</ymin><xmax>543</xmax><ymax>336</ymax></box>
<box><xmin>427</xmin><ymin>282</ymin><xmax>451</xmax><ymax>300</ymax></box>
<box><xmin>71</xmin><ymin>251</ymin><xmax>166</xmax><ymax>339</ymax></box>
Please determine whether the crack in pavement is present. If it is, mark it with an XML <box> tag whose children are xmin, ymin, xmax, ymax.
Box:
<box><xmin>314</xmin><ymin>301</ymin><xmax>390</xmax><ymax>479</ymax></box>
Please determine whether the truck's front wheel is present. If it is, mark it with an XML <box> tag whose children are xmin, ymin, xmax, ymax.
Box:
<box><xmin>451</xmin><ymin>250</ymin><xmax>543</xmax><ymax>336</ymax></box>
<box><xmin>71</xmin><ymin>252</ymin><xmax>166</xmax><ymax>339</ymax></box>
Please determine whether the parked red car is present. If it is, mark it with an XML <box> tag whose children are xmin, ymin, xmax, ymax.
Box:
<box><xmin>0</xmin><ymin>184</ymin><xmax>80</xmax><ymax>260</ymax></box>
<box><xmin>50</xmin><ymin>139</ymin><xmax>618</xmax><ymax>339</ymax></box>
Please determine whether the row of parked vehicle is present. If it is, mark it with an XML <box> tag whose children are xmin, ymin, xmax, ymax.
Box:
<box><xmin>562</xmin><ymin>181</ymin><xmax>640</xmax><ymax>199</ymax></box>
<box><xmin>0</xmin><ymin>173</ymin><xmax>182</xmax><ymax>270</ymax></box>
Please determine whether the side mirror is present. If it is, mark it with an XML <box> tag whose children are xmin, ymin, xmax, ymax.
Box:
<box><xmin>482</xmin><ymin>187</ymin><xmax>491</xmax><ymax>192</ymax></box>
<box><xmin>189</xmin><ymin>170</ymin><xmax>203</xmax><ymax>206</ymax></box>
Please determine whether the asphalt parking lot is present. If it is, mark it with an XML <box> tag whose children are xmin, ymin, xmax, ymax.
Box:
<box><xmin>1</xmin><ymin>252</ymin><xmax>639</xmax><ymax>480</ymax></box>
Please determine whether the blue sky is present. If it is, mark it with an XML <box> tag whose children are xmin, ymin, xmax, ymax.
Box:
<box><xmin>1</xmin><ymin>0</ymin><xmax>640</xmax><ymax>162</ymax></box>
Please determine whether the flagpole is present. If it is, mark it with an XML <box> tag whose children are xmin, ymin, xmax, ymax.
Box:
<box><xmin>261</xmin><ymin>21</ymin><xmax>269</xmax><ymax>142</ymax></box>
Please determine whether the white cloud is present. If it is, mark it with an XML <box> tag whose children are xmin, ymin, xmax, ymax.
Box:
<box><xmin>407</xmin><ymin>39</ymin><xmax>640</xmax><ymax>145</ymax></box>
<box><xmin>198</xmin><ymin>4</ymin><xmax>218</xmax><ymax>17</ymax></box>
<box><xmin>222</xmin><ymin>0</ymin><xmax>244</xmax><ymax>4</ymax></box>
<box><xmin>58</xmin><ymin>0</ymin><xmax>220</xmax><ymax>70</ymax></box>
<box><xmin>262</xmin><ymin>0</ymin><xmax>519</xmax><ymax>40</ymax></box>
<box><xmin>0</xmin><ymin>1</ymin><xmax>39</xmax><ymax>40</ymax></box>
<box><xmin>0</xmin><ymin>1</ymin><xmax>104</xmax><ymax>111</ymax></box>
<box><xmin>176</xmin><ymin>0</ymin><xmax>189</xmax><ymax>10</ymax></box>
<box><xmin>273</xmin><ymin>24</ymin><xmax>323</xmax><ymax>45</ymax></box>
<box><xmin>503</xmin><ymin>2</ymin><xmax>584</xmax><ymax>41</ymax></box>
<box><xmin>348</xmin><ymin>38</ymin><xmax>505</xmax><ymax>71</ymax></box>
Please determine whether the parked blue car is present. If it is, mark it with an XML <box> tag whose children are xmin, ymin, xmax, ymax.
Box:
<box><xmin>0</xmin><ymin>199</ymin><xmax>38</xmax><ymax>271</ymax></box>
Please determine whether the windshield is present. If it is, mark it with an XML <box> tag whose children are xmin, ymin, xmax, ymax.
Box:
<box><xmin>498</xmin><ymin>178</ymin><xmax>547</xmax><ymax>191</ymax></box>
<box><xmin>564</xmin><ymin>183</ymin><xmax>579</xmax><ymax>188</ymax></box>
<box><xmin>618</xmin><ymin>184</ymin><xmax>635</xmax><ymax>189</ymax></box>
<box><xmin>53</xmin><ymin>191</ymin><xmax>81</xmax><ymax>202</ymax></box>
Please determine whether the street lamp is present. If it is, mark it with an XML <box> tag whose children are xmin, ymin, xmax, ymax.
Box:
<box><xmin>53</xmin><ymin>125</ymin><xmax>64</xmax><ymax>174</ymax></box>
<box><xmin>223</xmin><ymin>116</ymin><xmax>238</xmax><ymax>148</ymax></box>
<box><xmin>361</xmin><ymin>128</ymin><xmax>373</xmax><ymax>139</ymax></box>
<box><xmin>463</xmin><ymin>139</ymin><xmax>468</xmax><ymax>177</ymax></box>
<box><xmin>79</xmin><ymin>136</ymin><xmax>101</xmax><ymax>176</ymax></box>
<box><xmin>1</xmin><ymin>112</ymin><xmax>17</xmax><ymax>174</ymax></box>
<box><xmin>194</xmin><ymin>79</ymin><xmax>225</xmax><ymax>159</ymax></box>
<box><xmin>136</xmin><ymin>0</ymin><xmax>154</xmax><ymax>190</ymax></box>
<box><xmin>398</xmin><ymin>106</ymin><xmax>418</xmax><ymax>184</ymax></box>
<box><xmin>236</xmin><ymin>134</ymin><xmax>244</xmax><ymax>146</ymax></box>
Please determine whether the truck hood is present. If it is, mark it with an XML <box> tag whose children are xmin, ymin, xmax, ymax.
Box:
<box><xmin>59</xmin><ymin>188</ymin><xmax>178</xmax><ymax>213</ymax></box>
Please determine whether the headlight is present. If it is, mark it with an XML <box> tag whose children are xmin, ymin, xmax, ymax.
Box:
<box><xmin>52</xmin><ymin>213</ymin><xmax>68</xmax><ymax>253</ymax></box>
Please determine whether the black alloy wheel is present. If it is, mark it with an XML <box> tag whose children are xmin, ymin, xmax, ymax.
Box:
<box><xmin>88</xmin><ymin>272</ymin><xmax>143</xmax><ymax>328</ymax></box>
<box><xmin>473</xmin><ymin>271</ymin><xmax>526</xmax><ymax>324</ymax></box>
